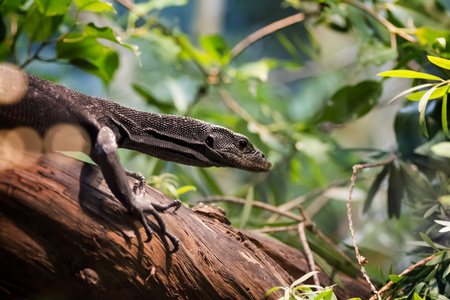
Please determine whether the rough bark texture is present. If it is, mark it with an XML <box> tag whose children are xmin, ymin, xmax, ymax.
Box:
<box><xmin>0</xmin><ymin>150</ymin><xmax>372</xmax><ymax>300</ymax></box>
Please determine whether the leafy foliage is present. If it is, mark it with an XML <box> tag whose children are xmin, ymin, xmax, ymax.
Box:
<box><xmin>0</xmin><ymin>0</ymin><xmax>134</xmax><ymax>82</ymax></box>
<box><xmin>266</xmin><ymin>271</ymin><xmax>342</xmax><ymax>300</ymax></box>
<box><xmin>386</xmin><ymin>242</ymin><xmax>450</xmax><ymax>299</ymax></box>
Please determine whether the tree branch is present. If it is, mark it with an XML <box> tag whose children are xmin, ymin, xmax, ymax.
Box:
<box><xmin>0</xmin><ymin>149</ymin><xmax>372</xmax><ymax>299</ymax></box>
<box><xmin>347</xmin><ymin>153</ymin><xmax>397</xmax><ymax>300</ymax></box>
<box><xmin>230</xmin><ymin>13</ymin><xmax>305</xmax><ymax>60</ymax></box>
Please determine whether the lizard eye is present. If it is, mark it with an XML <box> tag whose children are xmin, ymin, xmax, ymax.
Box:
<box><xmin>205</xmin><ymin>136</ymin><xmax>214</xmax><ymax>147</ymax></box>
<box><xmin>238</xmin><ymin>140</ymin><xmax>248</xmax><ymax>150</ymax></box>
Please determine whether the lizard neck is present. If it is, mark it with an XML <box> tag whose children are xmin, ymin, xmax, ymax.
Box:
<box><xmin>111</xmin><ymin>108</ymin><xmax>226</xmax><ymax>168</ymax></box>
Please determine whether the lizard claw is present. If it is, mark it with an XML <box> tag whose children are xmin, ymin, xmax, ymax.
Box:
<box><xmin>126</xmin><ymin>170</ymin><xmax>146</xmax><ymax>196</ymax></box>
<box><xmin>166</xmin><ymin>231</ymin><xmax>179</xmax><ymax>253</ymax></box>
<box><xmin>132</xmin><ymin>202</ymin><xmax>180</xmax><ymax>252</ymax></box>
<box><xmin>139</xmin><ymin>213</ymin><xmax>153</xmax><ymax>243</ymax></box>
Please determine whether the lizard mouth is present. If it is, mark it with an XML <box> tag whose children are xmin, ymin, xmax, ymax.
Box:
<box><xmin>219</xmin><ymin>150</ymin><xmax>271</xmax><ymax>172</ymax></box>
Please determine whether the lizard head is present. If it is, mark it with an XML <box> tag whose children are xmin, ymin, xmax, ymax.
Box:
<box><xmin>120</xmin><ymin>114</ymin><xmax>271</xmax><ymax>172</ymax></box>
<box><xmin>203</xmin><ymin>126</ymin><xmax>271</xmax><ymax>172</ymax></box>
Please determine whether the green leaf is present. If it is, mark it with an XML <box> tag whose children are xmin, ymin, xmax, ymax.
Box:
<box><xmin>83</xmin><ymin>23</ymin><xmax>141</xmax><ymax>63</ymax></box>
<box><xmin>320</xmin><ymin>80</ymin><xmax>382</xmax><ymax>123</ymax></box>
<box><xmin>56</xmin><ymin>23</ymin><xmax>141</xmax><ymax>82</ymax></box>
<box><xmin>290</xmin><ymin>271</ymin><xmax>319</xmax><ymax>288</ymax></box>
<box><xmin>392</xmin><ymin>0</ymin><xmax>450</xmax><ymax>29</ymax></box>
<box><xmin>277</xmin><ymin>32</ymin><xmax>302</xmax><ymax>62</ymax></box>
<box><xmin>377</xmin><ymin>70</ymin><xmax>443</xmax><ymax>81</ymax></box>
<box><xmin>416</xmin><ymin>27</ymin><xmax>450</xmax><ymax>50</ymax></box>
<box><xmin>74</xmin><ymin>0</ymin><xmax>116</xmax><ymax>12</ymax></box>
<box><xmin>177</xmin><ymin>34</ymin><xmax>212</xmax><ymax>66</ymax></box>
<box><xmin>420</xmin><ymin>232</ymin><xmax>437</xmax><ymax>250</ymax></box>
<box><xmin>0</xmin><ymin>0</ymin><xmax>28</xmax><ymax>14</ymax></box>
<box><xmin>388</xmin><ymin>83</ymin><xmax>434</xmax><ymax>103</ymax></box>
<box><xmin>358</xmin><ymin>41</ymin><xmax>398</xmax><ymax>66</ymax></box>
<box><xmin>395</xmin><ymin>102</ymin><xmax>427</xmax><ymax>157</ymax></box>
<box><xmin>431</xmin><ymin>142</ymin><xmax>450</xmax><ymax>158</ymax></box>
<box><xmin>24</xmin><ymin>4</ymin><xmax>64</xmax><ymax>42</ymax></box>
<box><xmin>176</xmin><ymin>185</ymin><xmax>196</xmax><ymax>195</ymax></box>
<box><xmin>364</xmin><ymin>164</ymin><xmax>391</xmax><ymax>212</ymax></box>
<box><xmin>35</xmin><ymin>0</ymin><xmax>71</xmax><ymax>16</ymax></box>
<box><xmin>438</xmin><ymin>195</ymin><xmax>450</xmax><ymax>207</ymax></box>
<box><xmin>406</xmin><ymin>85</ymin><xmax>450</xmax><ymax>101</ymax></box>
<box><xmin>135</xmin><ymin>0</ymin><xmax>187</xmax><ymax>13</ymax></box>
<box><xmin>426</xmin><ymin>252</ymin><xmax>446</xmax><ymax>265</ymax></box>
<box><xmin>57</xmin><ymin>32</ymin><xmax>119</xmax><ymax>83</ymax></box>
<box><xmin>414</xmin><ymin>293</ymin><xmax>424</xmax><ymax>300</ymax></box>
<box><xmin>418</xmin><ymin>84</ymin><xmax>442</xmax><ymax>137</ymax></box>
<box><xmin>265</xmin><ymin>286</ymin><xmax>284</xmax><ymax>297</ymax></box>
<box><xmin>198</xmin><ymin>168</ymin><xmax>223</xmax><ymax>195</ymax></box>
<box><xmin>240</xmin><ymin>186</ymin><xmax>254</xmax><ymax>228</ymax></box>
<box><xmin>443</xmin><ymin>262</ymin><xmax>450</xmax><ymax>277</ymax></box>
<box><xmin>387</xmin><ymin>162</ymin><xmax>403</xmax><ymax>218</ymax></box>
<box><xmin>200</xmin><ymin>35</ymin><xmax>230</xmax><ymax>65</ymax></box>
<box><xmin>232</xmin><ymin>60</ymin><xmax>274</xmax><ymax>81</ymax></box>
<box><xmin>423</xmin><ymin>204</ymin><xmax>439</xmax><ymax>218</ymax></box>
<box><xmin>389</xmin><ymin>274</ymin><xmax>402</xmax><ymax>283</ymax></box>
<box><xmin>428</xmin><ymin>55</ymin><xmax>450</xmax><ymax>70</ymax></box>
<box><xmin>313</xmin><ymin>289</ymin><xmax>334</xmax><ymax>300</ymax></box>
<box><xmin>398</xmin><ymin>160</ymin><xmax>435</xmax><ymax>198</ymax></box>
<box><xmin>424</xmin><ymin>265</ymin><xmax>437</xmax><ymax>282</ymax></box>
<box><xmin>132</xmin><ymin>83</ymin><xmax>175</xmax><ymax>113</ymax></box>
<box><xmin>442</xmin><ymin>86</ymin><xmax>450</xmax><ymax>138</ymax></box>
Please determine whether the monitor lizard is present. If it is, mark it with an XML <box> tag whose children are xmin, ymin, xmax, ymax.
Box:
<box><xmin>0</xmin><ymin>66</ymin><xmax>271</xmax><ymax>252</ymax></box>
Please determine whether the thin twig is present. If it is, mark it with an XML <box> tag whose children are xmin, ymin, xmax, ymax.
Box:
<box><xmin>276</xmin><ymin>179</ymin><xmax>348</xmax><ymax>213</ymax></box>
<box><xmin>201</xmin><ymin>195</ymin><xmax>358</xmax><ymax>268</ymax></box>
<box><xmin>340</xmin><ymin>0</ymin><xmax>417</xmax><ymax>46</ymax></box>
<box><xmin>348</xmin><ymin>153</ymin><xmax>396</xmax><ymax>299</ymax></box>
<box><xmin>199</xmin><ymin>195</ymin><xmax>304</xmax><ymax>222</ymax></box>
<box><xmin>116</xmin><ymin>0</ymin><xmax>143</xmax><ymax>16</ymax></box>
<box><xmin>216</xmin><ymin>86</ymin><xmax>272</xmax><ymax>138</ymax></box>
<box><xmin>230</xmin><ymin>13</ymin><xmax>305</xmax><ymax>60</ymax></box>
<box><xmin>253</xmin><ymin>225</ymin><xmax>299</xmax><ymax>233</ymax></box>
<box><xmin>369</xmin><ymin>254</ymin><xmax>436</xmax><ymax>300</ymax></box>
<box><xmin>298</xmin><ymin>222</ymin><xmax>320</xmax><ymax>286</ymax></box>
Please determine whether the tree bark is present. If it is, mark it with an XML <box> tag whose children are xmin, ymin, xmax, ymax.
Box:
<box><xmin>0</xmin><ymin>150</ymin><xmax>372</xmax><ymax>300</ymax></box>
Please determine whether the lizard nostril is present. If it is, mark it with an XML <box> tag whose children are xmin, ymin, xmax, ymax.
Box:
<box><xmin>261</xmin><ymin>153</ymin><xmax>265</xmax><ymax>158</ymax></box>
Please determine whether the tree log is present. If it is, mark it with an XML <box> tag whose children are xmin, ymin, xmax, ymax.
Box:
<box><xmin>0</xmin><ymin>150</ymin><xmax>372</xmax><ymax>299</ymax></box>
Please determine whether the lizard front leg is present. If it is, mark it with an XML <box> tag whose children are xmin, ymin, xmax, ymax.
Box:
<box><xmin>93</xmin><ymin>127</ymin><xmax>179</xmax><ymax>252</ymax></box>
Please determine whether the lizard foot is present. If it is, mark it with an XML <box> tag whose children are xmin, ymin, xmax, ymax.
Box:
<box><xmin>125</xmin><ymin>171</ymin><xmax>180</xmax><ymax>252</ymax></box>
<box><xmin>139</xmin><ymin>209</ymin><xmax>179</xmax><ymax>253</ymax></box>
<box><xmin>131</xmin><ymin>201</ymin><xmax>180</xmax><ymax>253</ymax></box>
